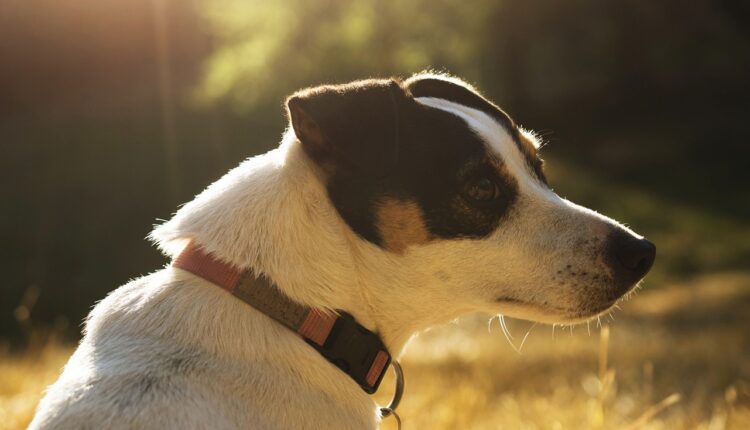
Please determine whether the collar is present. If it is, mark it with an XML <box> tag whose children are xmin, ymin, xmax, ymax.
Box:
<box><xmin>172</xmin><ymin>241</ymin><xmax>392</xmax><ymax>394</ymax></box>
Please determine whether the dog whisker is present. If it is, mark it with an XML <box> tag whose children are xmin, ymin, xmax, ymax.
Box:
<box><xmin>498</xmin><ymin>315</ymin><xmax>523</xmax><ymax>354</ymax></box>
<box><xmin>518</xmin><ymin>323</ymin><xmax>536</xmax><ymax>352</ymax></box>
<box><xmin>487</xmin><ymin>314</ymin><xmax>497</xmax><ymax>333</ymax></box>
<box><xmin>499</xmin><ymin>315</ymin><xmax>514</xmax><ymax>340</ymax></box>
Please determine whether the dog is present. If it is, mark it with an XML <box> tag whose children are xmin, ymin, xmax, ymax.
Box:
<box><xmin>30</xmin><ymin>73</ymin><xmax>655</xmax><ymax>429</ymax></box>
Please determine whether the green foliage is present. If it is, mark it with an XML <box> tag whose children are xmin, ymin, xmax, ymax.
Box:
<box><xmin>195</xmin><ymin>0</ymin><xmax>750</xmax><ymax>117</ymax></box>
<box><xmin>195</xmin><ymin>0</ymin><xmax>492</xmax><ymax>108</ymax></box>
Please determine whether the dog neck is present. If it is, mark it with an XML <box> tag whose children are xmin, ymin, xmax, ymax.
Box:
<box><xmin>151</xmin><ymin>132</ymin><xmax>453</xmax><ymax>358</ymax></box>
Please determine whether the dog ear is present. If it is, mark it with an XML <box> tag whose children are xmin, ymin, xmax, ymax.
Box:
<box><xmin>286</xmin><ymin>79</ymin><xmax>403</xmax><ymax>174</ymax></box>
<box><xmin>406</xmin><ymin>74</ymin><xmax>516</xmax><ymax>132</ymax></box>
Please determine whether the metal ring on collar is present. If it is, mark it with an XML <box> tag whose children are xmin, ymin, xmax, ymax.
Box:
<box><xmin>379</xmin><ymin>360</ymin><xmax>404</xmax><ymax>423</ymax></box>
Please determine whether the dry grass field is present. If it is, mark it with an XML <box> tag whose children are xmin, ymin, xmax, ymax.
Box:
<box><xmin>2</xmin><ymin>271</ymin><xmax>748</xmax><ymax>430</ymax></box>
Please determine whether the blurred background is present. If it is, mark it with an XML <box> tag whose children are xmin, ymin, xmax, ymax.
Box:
<box><xmin>1</xmin><ymin>0</ymin><xmax>749</xmax><ymax>428</ymax></box>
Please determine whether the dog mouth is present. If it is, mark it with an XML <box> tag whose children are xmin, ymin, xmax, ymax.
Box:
<box><xmin>494</xmin><ymin>296</ymin><xmax>620</xmax><ymax>323</ymax></box>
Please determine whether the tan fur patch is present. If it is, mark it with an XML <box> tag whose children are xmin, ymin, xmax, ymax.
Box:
<box><xmin>376</xmin><ymin>199</ymin><xmax>431</xmax><ymax>253</ymax></box>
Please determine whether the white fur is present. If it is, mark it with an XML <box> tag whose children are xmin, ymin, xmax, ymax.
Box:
<box><xmin>31</xmin><ymin>84</ymin><xmax>638</xmax><ymax>429</ymax></box>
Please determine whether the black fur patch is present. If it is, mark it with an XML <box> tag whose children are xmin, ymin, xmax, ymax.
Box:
<box><xmin>406</xmin><ymin>76</ymin><xmax>547</xmax><ymax>184</ymax></box>
<box><xmin>289</xmin><ymin>78</ymin><xmax>520</xmax><ymax>247</ymax></box>
<box><xmin>287</xmin><ymin>79</ymin><xmax>402</xmax><ymax>176</ymax></box>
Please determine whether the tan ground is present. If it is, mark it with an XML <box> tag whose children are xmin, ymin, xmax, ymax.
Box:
<box><xmin>2</xmin><ymin>272</ymin><xmax>749</xmax><ymax>429</ymax></box>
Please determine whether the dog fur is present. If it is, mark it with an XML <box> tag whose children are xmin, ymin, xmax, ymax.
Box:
<box><xmin>30</xmin><ymin>73</ymin><xmax>654</xmax><ymax>429</ymax></box>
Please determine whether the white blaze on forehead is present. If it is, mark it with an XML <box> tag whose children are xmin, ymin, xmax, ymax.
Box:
<box><xmin>414</xmin><ymin>97</ymin><xmax>552</xmax><ymax>198</ymax></box>
<box><xmin>413</xmin><ymin>97</ymin><xmax>627</xmax><ymax>232</ymax></box>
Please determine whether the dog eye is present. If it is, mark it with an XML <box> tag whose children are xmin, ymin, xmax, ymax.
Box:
<box><xmin>466</xmin><ymin>177</ymin><xmax>499</xmax><ymax>202</ymax></box>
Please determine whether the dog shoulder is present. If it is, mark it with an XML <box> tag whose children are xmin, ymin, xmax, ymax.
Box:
<box><xmin>30</xmin><ymin>271</ymin><xmax>240</xmax><ymax>429</ymax></box>
<box><xmin>29</xmin><ymin>371</ymin><xmax>249</xmax><ymax>430</ymax></box>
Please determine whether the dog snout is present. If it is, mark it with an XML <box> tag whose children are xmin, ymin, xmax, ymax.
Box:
<box><xmin>605</xmin><ymin>229</ymin><xmax>656</xmax><ymax>291</ymax></box>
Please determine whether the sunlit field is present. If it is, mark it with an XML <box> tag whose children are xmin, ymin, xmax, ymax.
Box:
<box><xmin>0</xmin><ymin>343</ymin><xmax>71</xmax><ymax>429</ymax></box>
<box><xmin>3</xmin><ymin>272</ymin><xmax>749</xmax><ymax>430</ymax></box>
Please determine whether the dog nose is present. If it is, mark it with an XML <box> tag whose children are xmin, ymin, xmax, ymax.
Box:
<box><xmin>606</xmin><ymin>231</ymin><xmax>656</xmax><ymax>285</ymax></box>
<box><xmin>616</xmin><ymin>237</ymin><xmax>656</xmax><ymax>277</ymax></box>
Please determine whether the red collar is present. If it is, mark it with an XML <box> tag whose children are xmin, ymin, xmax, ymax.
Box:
<box><xmin>172</xmin><ymin>241</ymin><xmax>391</xmax><ymax>394</ymax></box>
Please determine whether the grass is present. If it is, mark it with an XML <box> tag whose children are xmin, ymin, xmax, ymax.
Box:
<box><xmin>2</xmin><ymin>272</ymin><xmax>748</xmax><ymax>429</ymax></box>
<box><xmin>0</xmin><ymin>342</ymin><xmax>72</xmax><ymax>430</ymax></box>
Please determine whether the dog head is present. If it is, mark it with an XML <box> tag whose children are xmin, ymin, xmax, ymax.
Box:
<box><xmin>286</xmin><ymin>73</ymin><xmax>655</xmax><ymax>325</ymax></box>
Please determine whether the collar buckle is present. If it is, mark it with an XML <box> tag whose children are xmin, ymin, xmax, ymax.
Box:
<box><xmin>308</xmin><ymin>312</ymin><xmax>391</xmax><ymax>394</ymax></box>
